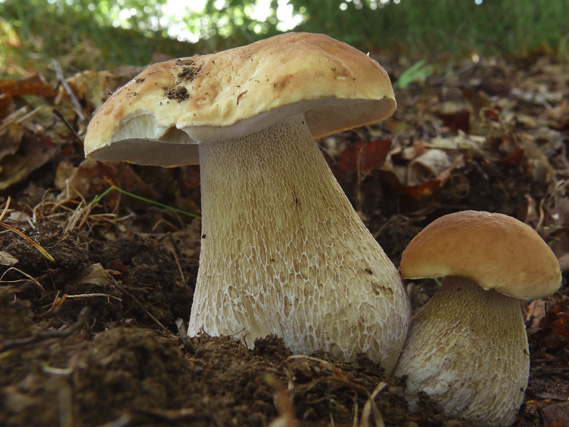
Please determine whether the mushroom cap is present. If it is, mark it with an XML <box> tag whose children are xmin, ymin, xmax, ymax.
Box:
<box><xmin>84</xmin><ymin>32</ymin><xmax>396</xmax><ymax>167</ymax></box>
<box><xmin>400</xmin><ymin>210</ymin><xmax>562</xmax><ymax>300</ymax></box>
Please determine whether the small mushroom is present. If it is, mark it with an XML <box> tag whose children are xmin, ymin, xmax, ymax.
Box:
<box><xmin>393</xmin><ymin>210</ymin><xmax>562</xmax><ymax>426</ymax></box>
<box><xmin>84</xmin><ymin>33</ymin><xmax>411</xmax><ymax>372</ymax></box>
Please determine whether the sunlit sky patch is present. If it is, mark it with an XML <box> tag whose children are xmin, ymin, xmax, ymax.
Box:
<box><xmin>162</xmin><ymin>0</ymin><xmax>303</xmax><ymax>42</ymax></box>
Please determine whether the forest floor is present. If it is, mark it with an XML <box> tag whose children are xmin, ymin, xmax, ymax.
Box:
<box><xmin>0</xmin><ymin>50</ymin><xmax>568</xmax><ymax>426</ymax></box>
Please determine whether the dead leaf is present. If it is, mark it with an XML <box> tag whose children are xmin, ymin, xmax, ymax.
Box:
<box><xmin>0</xmin><ymin>123</ymin><xmax>23</xmax><ymax>161</ymax></box>
<box><xmin>462</xmin><ymin>87</ymin><xmax>492</xmax><ymax>118</ymax></box>
<box><xmin>429</xmin><ymin>132</ymin><xmax>487</xmax><ymax>156</ymax></box>
<box><xmin>435</xmin><ymin>100</ymin><xmax>470</xmax><ymax>133</ymax></box>
<box><xmin>403</xmin><ymin>180</ymin><xmax>441</xmax><ymax>199</ymax></box>
<box><xmin>542</xmin><ymin>402</ymin><xmax>569</xmax><ymax>427</ymax></box>
<box><xmin>0</xmin><ymin>92</ymin><xmax>15</xmax><ymax>120</ymax></box>
<box><xmin>181</xmin><ymin>165</ymin><xmax>201</xmax><ymax>190</ymax></box>
<box><xmin>548</xmin><ymin>99</ymin><xmax>569</xmax><ymax>131</ymax></box>
<box><xmin>55</xmin><ymin>70</ymin><xmax>115</xmax><ymax>112</ymax></box>
<box><xmin>525</xmin><ymin>299</ymin><xmax>548</xmax><ymax>330</ymax></box>
<box><xmin>57</xmin><ymin>159</ymin><xmax>161</xmax><ymax>208</ymax></box>
<box><xmin>551</xmin><ymin>312</ymin><xmax>569</xmax><ymax>341</ymax></box>
<box><xmin>0</xmin><ymin>74</ymin><xmax>56</xmax><ymax>98</ymax></box>
<box><xmin>76</xmin><ymin>263</ymin><xmax>116</xmax><ymax>288</ymax></box>
<box><xmin>337</xmin><ymin>139</ymin><xmax>391</xmax><ymax>177</ymax></box>
<box><xmin>0</xmin><ymin>126</ymin><xmax>57</xmax><ymax>190</ymax></box>
<box><xmin>0</xmin><ymin>251</ymin><xmax>18</xmax><ymax>266</ymax></box>
<box><xmin>407</xmin><ymin>149</ymin><xmax>451</xmax><ymax>186</ymax></box>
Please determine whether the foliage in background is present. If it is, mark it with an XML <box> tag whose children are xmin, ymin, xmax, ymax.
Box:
<box><xmin>290</xmin><ymin>0</ymin><xmax>569</xmax><ymax>57</ymax></box>
<box><xmin>393</xmin><ymin>59</ymin><xmax>431</xmax><ymax>89</ymax></box>
<box><xmin>185</xmin><ymin>0</ymin><xmax>281</xmax><ymax>50</ymax></box>
<box><xmin>0</xmin><ymin>0</ymin><xmax>568</xmax><ymax>78</ymax></box>
<box><xmin>0</xmin><ymin>0</ymin><xmax>189</xmax><ymax>76</ymax></box>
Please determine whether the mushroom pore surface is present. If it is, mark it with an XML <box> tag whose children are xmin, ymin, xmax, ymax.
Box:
<box><xmin>190</xmin><ymin>113</ymin><xmax>411</xmax><ymax>372</ymax></box>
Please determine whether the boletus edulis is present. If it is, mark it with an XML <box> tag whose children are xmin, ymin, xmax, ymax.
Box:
<box><xmin>84</xmin><ymin>32</ymin><xmax>411</xmax><ymax>372</ymax></box>
<box><xmin>394</xmin><ymin>210</ymin><xmax>562</xmax><ymax>426</ymax></box>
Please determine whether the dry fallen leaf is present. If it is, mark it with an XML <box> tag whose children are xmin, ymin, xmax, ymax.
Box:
<box><xmin>0</xmin><ymin>251</ymin><xmax>18</xmax><ymax>266</ymax></box>
<box><xmin>0</xmin><ymin>73</ymin><xmax>56</xmax><ymax>98</ymax></box>
<box><xmin>551</xmin><ymin>312</ymin><xmax>569</xmax><ymax>341</ymax></box>
<box><xmin>336</xmin><ymin>138</ymin><xmax>392</xmax><ymax>178</ymax></box>
<box><xmin>0</xmin><ymin>126</ymin><xmax>57</xmax><ymax>191</ymax></box>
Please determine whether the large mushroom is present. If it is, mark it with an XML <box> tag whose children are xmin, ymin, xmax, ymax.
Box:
<box><xmin>393</xmin><ymin>210</ymin><xmax>562</xmax><ymax>426</ymax></box>
<box><xmin>83</xmin><ymin>33</ymin><xmax>411</xmax><ymax>372</ymax></box>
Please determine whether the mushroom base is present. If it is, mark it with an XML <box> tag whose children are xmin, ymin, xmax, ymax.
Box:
<box><xmin>189</xmin><ymin>113</ymin><xmax>410</xmax><ymax>373</ymax></box>
<box><xmin>394</xmin><ymin>277</ymin><xmax>529</xmax><ymax>426</ymax></box>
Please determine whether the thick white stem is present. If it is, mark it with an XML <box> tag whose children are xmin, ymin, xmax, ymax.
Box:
<box><xmin>394</xmin><ymin>277</ymin><xmax>529</xmax><ymax>426</ymax></box>
<box><xmin>189</xmin><ymin>113</ymin><xmax>410</xmax><ymax>372</ymax></box>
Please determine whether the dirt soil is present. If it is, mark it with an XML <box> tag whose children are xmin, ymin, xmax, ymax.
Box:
<box><xmin>1</xmin><ymin>53</ymin><xmax>569</xmax><ymax>426</ymax></box>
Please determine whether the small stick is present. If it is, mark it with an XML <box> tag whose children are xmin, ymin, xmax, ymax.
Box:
<box><xmin>52</xmin><ymin>59</ymin><xmax>85</xmax><ymax>122</ymax></box>
<box><xmin>360</xmin><ymin>381</ymin><xmax>387</xmax><ymax>427</ymax></box>
<box><xmin>0</xmin><ymin>197</ymin><xmax>55</xmax><ymax>263</ymax></box>
<box><xmin>53</xmin><ymin>108</ymin><xmax>83</xmax><ymax>142</ymax></box>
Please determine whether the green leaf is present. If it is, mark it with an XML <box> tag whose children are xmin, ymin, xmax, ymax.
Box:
<box><xmin>394</xmin><ymin>60</ymin><xmax>432</xmax><ymax>89</ymax></box>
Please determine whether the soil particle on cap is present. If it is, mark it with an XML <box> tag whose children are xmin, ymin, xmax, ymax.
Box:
<box><xmin>165</xmin><ymin>85</ymin><xmax>189</xmax><ymax>102</ymax></box>
<box><xmin>177</xmin><ymin>58</ymin><xmax>203</xmax><ymax>81</ymax></box>
<box><xmin>162</xmin><ymin>58</ymin><xmax>203</xmax><ymax>102</ymax></box>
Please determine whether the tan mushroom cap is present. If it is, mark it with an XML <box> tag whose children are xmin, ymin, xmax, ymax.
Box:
<box><xmin>84</xmin><ymin>32</ymin><xmax>396</xmax><ymax>167</ymax></box>
<box><xmin>400</xmin><ymin>210</ymin><xmax>562</xmax><ymax>300</ymax></box>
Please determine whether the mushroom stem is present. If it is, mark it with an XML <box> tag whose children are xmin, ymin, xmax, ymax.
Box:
<box><xmin>189</xmin><ymin>113</ymin><xmax>410</xmax><ymax>372</ymax></box>
<box><xmin>394</xmin><ymin>276</ymin><xmax>529</xmax><ymax>426</ymax></box>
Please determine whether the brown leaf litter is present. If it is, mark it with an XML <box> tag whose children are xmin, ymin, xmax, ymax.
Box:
<box><xmin>0</xmin><ymin>53</ymin><xmax>568</xmax><ymax>426</ymax></box>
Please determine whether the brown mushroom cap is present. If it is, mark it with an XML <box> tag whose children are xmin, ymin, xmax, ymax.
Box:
<box><xmin>400</xmin><ymin>210</ymin><xmax>562</xmax><ymax>300</ymax></box>
<box><xmin>84</xmin><ymin>32</ymin><xmax>396</xmax><ymax>167</ymax></box>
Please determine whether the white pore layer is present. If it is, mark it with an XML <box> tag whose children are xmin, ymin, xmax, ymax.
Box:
<box><xmin>188</xmin><ymin>113</ymin><xmax>411</xmax><ymax>373</ymax></box>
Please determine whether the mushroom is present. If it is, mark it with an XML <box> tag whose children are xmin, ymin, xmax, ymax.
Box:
<box><xmin>83</xmin><ymin>33</ymin><xmax>411</xmax><ymax>372</ymax></box>
<box><xmin>393</xmin><ymin>210</ymin><xmax>562</xmax><ymax>426</ymax></box>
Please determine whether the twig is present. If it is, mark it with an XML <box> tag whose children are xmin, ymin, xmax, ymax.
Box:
<box><xmin>360</xmin><ymin>381</ymin><xmax>388</xmax><ymax>427</ymax></box>
<box><xmin>98</xmin><ymin>413</ymin><xmax>132</xmax><ymax>427</ymax></box>
<box><xmin>0</xmin><ymin>307</ymin><xmax>90</xmax><ymax>353</ymax></box>
<box><xmin>0</xmin><ymin>195</ymin><xmax>10</xmax><ymax>221</ymax></box>
<box><xmin>262</xmin><ymin>374</ymin><xmax>297</xmax><ymax>427</ymax></box>
<box><xmin>34</xmin><ymin>292</ymin><xmax>68</xmax><ymax>318</ymax></box>
<box><xmin>0</xmin><ymin>266</ymin><xmax>46</xmax><ymax>299</ymax></box>
<box><xmin>35</xmin><ymin>292</ymin><xmax>122</xmax><ymax>318</ymax></box>
<box><xmin>53</xmin><ymin>108</ymin><xmax>83</xmax><ymax>142</ymax></box>
<box><xmin>175</xmin><ymin>318</ymin><xmax>191</xmax><ymax>345</ymax></box>
<box><xmin>52</xmin><ymin>59</ymin><xmax>85</xmax><ymax>121</ymax></box>
<box><xmin>0</xmin><ymin>220</ymin><xmax>56</xmax><ymax>263</ymax></box>
<box><xmin>284</xmin><ymin>370</ymin><xmax>369</xmax><ymax>399</ymax></box>
<box><xmin>285</xmin><ymin>354</ymin><xmax>349</xmax><ymax>381</ymax></box>
<box><xmin>110</xmin><ymin>277</ymin><xmax>171</xmax><ymax>335</ymax></box>
<box><xmin>0</xmin><ymin>106</ymin><xmax>45</xmax><ymax>134</ymax></box>
<box><xmin>65</xmin><ymin>293</ymin><xmax>122</xmax><ymax>302</ymax></box>
<box><xmin>0</xmin><ymin>197</ymin><xmax>56</xmax><ymax>263</ymax></box>
<box><xmin>134</xmin><ymin>407</ymin><xmax>200</xmax><ymax>421</ymax></box>
<box><xmin>163</xmin><ymin>234</ymin><xmax>186</xmax><ymax>283</ymax></box>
